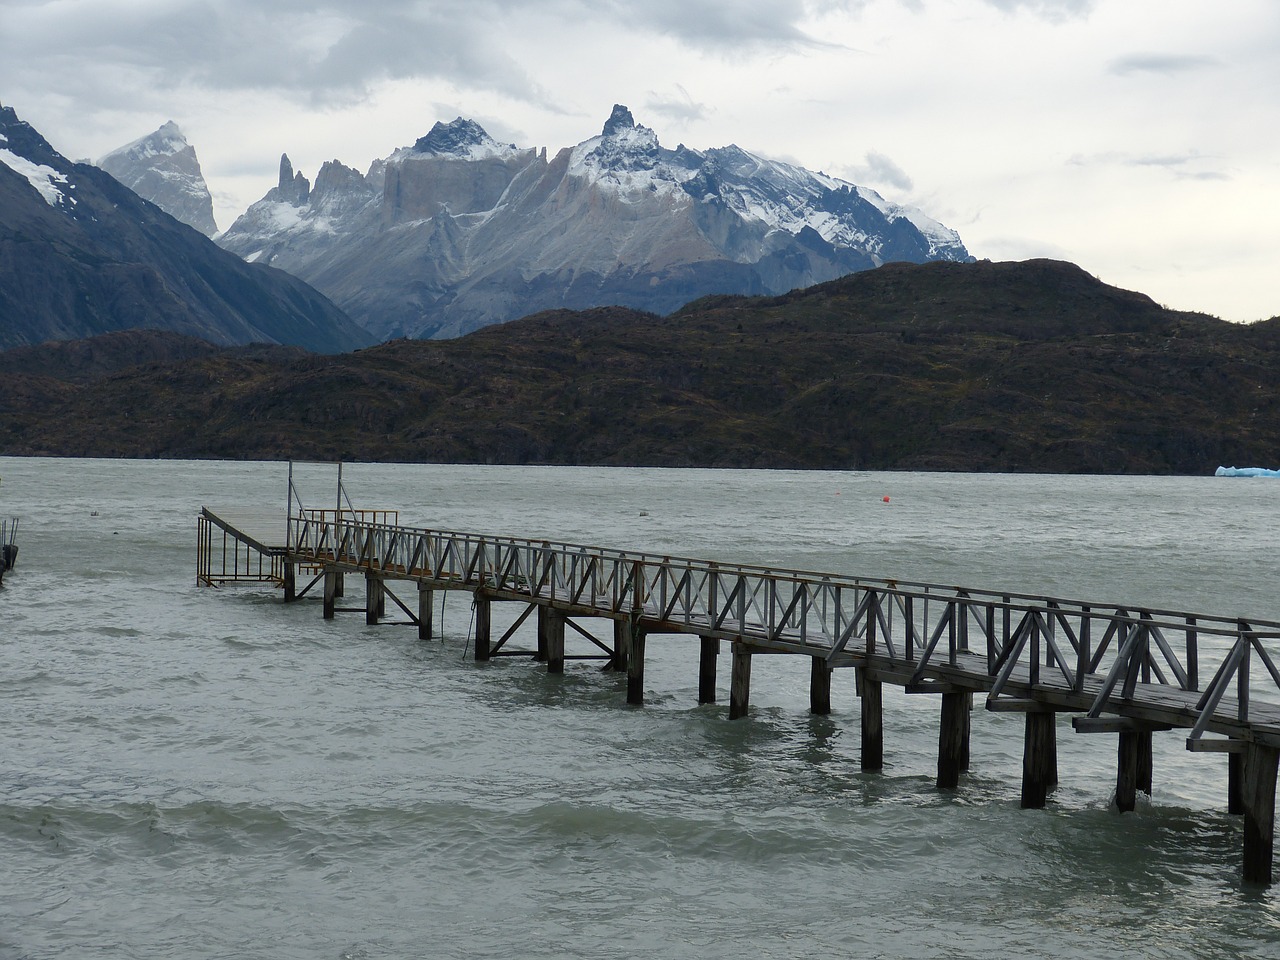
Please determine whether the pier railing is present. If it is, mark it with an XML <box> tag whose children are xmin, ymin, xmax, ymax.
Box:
<box><xmin>287</xmin><ymin>511</ymin><xmax>1280</xmax><ymax>745</ymax></box>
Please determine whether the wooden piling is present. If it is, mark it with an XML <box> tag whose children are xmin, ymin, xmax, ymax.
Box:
<box><xmin>323</xmin><ymin>568</ymin><xmax>337</xmax><ymax>619</ymax></box>
<box><xmin>1230</xmin><ymin>752</ymin><xmax>1245</xmax><ymax>815</ymax></box>
<box><xmin>283</xmin><ymin>561</ymin><xmax>296</xmax><ymax>603</ymax></box>
<box><xmin>1243</xmin><ymin>742</ymin><xmax>1279</xmax><ymax>886</ymax></box>
<box><xmin>610</xmin><ymin>620</ymin><xmax>629</xmax><ymax>672</ymax></box>
<box><xmin>364</xmin><ymin>572</ymin><xmax>383</xmax><ymax>625</ymax></box>
<box><xmin>473</xmin><ymin>592</ymin><xmax>491</xmax><ymax>661</ymax></box>
<box><xmin>860</xmin><ymin>670</ymin><xmax>883</xmax><ymax>772</ymax></box>
<box><xmin>698</xmin><ymin>636</ymin><xmax>719</xmax><ymax>704</ymax></box>
<box><xmin>545</xmin><ymin>608</ymin><xmax>565</xmax><ymax>674</ymax></box>
<box><xmin>626</xmin><ymin>626</ymin><xmax>646</xmax><ymax>705</ymax></box>
<box><xmin>1021</xmin><ymin>711</ymin><xmax>1055</xmax><ymax>808</ymax></box>
<box><xmin>417</xmin><ymin>585</ymin><xmax>434</xmax><ymax>640</ymax></box>
<box><xmin>535</xmin><ymin>606</ymin><xmax>550</xmax><ymax>662</ymax></box>
<box><xmin>1116</xmin><ymin>730</ymin><xmax>1140</xmax><ymax>812</ymax></box>
<box><xmin>729</xmin><ymin>644</ymin><xmax>752</xmax><ymax>720</ymax></box>
<box><xmin>1137</xmin><ymin>730</ymin><xmax>1153</xmax><ymax>796</ymax></box>
<box><xmin>938</xmin><ymin>691</ymin><xmax>972</xmax><ymax>790</ymax></box>
<box><xmin>810</xmin><ymin>657</ymin><xmax>832</xmax><ymax>715</ymax></box>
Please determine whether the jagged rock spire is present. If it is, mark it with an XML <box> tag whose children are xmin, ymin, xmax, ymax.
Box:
<box><xmin>602</xmin><ymin>104</ymin><xmax>635</xmax><ymax>138</ymax></box>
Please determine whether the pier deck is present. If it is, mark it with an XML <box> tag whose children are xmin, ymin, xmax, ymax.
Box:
<box><xmin>199</xmin><ymin>491</ymin><xmax>1280</xmax><ymax>886</ymax></box>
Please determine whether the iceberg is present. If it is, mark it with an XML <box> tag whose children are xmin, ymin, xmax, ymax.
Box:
<box><xmin>1215</xmin><ymin>466</ymin><xmax>1280</xmax><ymax>477</ymax></box>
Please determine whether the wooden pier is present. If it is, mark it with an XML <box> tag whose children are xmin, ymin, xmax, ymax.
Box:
<box><xmin>198</xmin><ymin>475</ymin><xmax>1280</xmax><ymax>887</ymax></box>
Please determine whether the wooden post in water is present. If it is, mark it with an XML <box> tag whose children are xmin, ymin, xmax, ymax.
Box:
<box><xmin>334</xmin><ymin>572</ymin><xmax>344</xmax><ymax>598</ymax></box>
<box><xmin>1116</xmin><ymin>731</ymin><xmax>1140</xmax><ymax>812</ymax></box>
<box><xmin>729</xmin><ymin>644</ymin><xmax>752</xmax><ymax>720</ymax></box>
<box><xmin>860</xmin><ymin>669</ymin><xmax>884</xmax><ymax>772</ymax></box>
<box><xmin>1243</xmin><ymin>742</ymin><xmax>1279</xmax><ymax>886</ymax></box>
<box><xmin>1137</xmin><ymin>730</ymin><xmax>1153</xmax><ymax>796</ymax></box>
<box><xmin>535</xmin><ymin>606</ymin><xmax>550</xmax><ymax>662</ymax></box>
<box><xmin>283</xmin><ymin>561</ymin><xmax>296</xmax><ymax>602</ymax></box>
<box><xmin>810</xmin><ymin>657</ymin><xmax>832</xmax><ymax>715</ymax></box>
<box><xmin>417</xmin><ymin>584</ymin><xmax>434</xmax><ymax>640</ymax></box>
<box><xmin>545</xmin><ymin>608</ymin><xmax>565</xmax><ymax>674</ymax></box>
<box><xmin>473</xmin><ymin>591</ymin><xmax>491</xmax><ymax>661</ymax></box>
<box><xmin>937</xmin><ymin>691</ymin><xmax>972</xmax><ymax>789</ymax></box>
<box><xmin>698</xmin><ymin>636</ymin><xmax>719</xmax><ymax>704</ymax></box>
<box><xmin>365</xmin><ymin>572</ymin><xmax>383</xmax><ymax>625</ymax></box>
<box><xmin>609</xmin><ymin>620</ymin><xmax>629</xmax><ymax>672</ymax></box>
<box><xmin>1230</xmin><ymin>752</ymin><xmax>1246</xmax><ymax>815</ymax></box>
<box><xmin>626</xmin><ymin>625</ymin><xmax>646</xmax><ymax>705</ymax></box>
<box><xmin>1021</xmin><ymin>711</ymin><xmax>1056</xmax><ymax>808</ymax></box>
<box><xmin>323</xmin><ymin>568</ymin><xmax>337</xmax><ymax>619</ymax></box>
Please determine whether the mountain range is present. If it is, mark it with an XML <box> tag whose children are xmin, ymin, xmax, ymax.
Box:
<box><xmin>0</xmin><ymin>104</ymin><xmax>370</xmax><ymax>353</ymax></box>
<box><xmin>3</xmin><ymin>259</ymin><xmax>1275</xmax><ymax>474</ymax></box>
<box><xmin>214</xmin><ymin>105</ymin><xmax>972</xmax><ymax>340</ymax></box>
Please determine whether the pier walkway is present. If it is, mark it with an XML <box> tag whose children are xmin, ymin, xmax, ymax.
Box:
<box><xmin>198</xmin><ymin>477</ymin><xmax>1280</xmax><ymax>887</ymax></box>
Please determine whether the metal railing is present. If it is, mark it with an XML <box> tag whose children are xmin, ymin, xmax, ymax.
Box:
<box><xmin>286</xmin><ymin>512</ymin><xmax>1280</xmax><ymax>744</ymax></box>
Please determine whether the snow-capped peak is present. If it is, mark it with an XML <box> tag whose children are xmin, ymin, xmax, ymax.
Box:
<box><xmin>98</xmin><ymin>120</ymin><xmax>190</xmax><ymax>165</ymax></box>
<box><xmin>408</xmin><ymin>118</ymin><xmax>518</xmax><ymax>160</ymax></box>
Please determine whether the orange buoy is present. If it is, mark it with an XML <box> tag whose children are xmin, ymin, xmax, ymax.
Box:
<box><xmin>882</xmin><ymin>495</ymin><xmax>891</xmax><ymax>503</ymax></box>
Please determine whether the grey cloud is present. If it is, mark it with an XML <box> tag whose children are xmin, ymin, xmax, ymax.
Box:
<box><xmin>979</xmin><ymin>0</ymin><xmax>1094</xmax><ymax>20</ymax></box>
<box><xmin>1108</xmin><ymin>53</ymin><xmax>1221</xmax><ymax>77</ymax></box>
<box><xmin>644</xmin><ymin>86</ymin><xmax>711</xmax><ymax>125</ymax></box>
<box><xmin>858</xmin><ymin>151</ymin><xmax>913</xmax><ymax>191</ymax></box>
<box><xmin>1069</xmin><ymin>150</ymin><xmax>1230</xmax><ymax>181</ymax></box>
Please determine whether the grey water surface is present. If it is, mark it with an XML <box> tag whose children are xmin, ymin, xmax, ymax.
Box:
<box><xmin>2</xmin><ymin>457</ymin><xmax>1280</xmax><ymax>959</ymax></box>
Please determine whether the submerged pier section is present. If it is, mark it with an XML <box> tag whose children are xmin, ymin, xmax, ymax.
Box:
<box><xmin>198</xmin><ymin>477</ymin><xmax>1280</xmax><ymax>887</ymax></box>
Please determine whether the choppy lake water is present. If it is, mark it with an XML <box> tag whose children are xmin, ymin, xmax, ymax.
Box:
<box><xmin>3</xmin><ymin>457</ymin><xmax>1280</xmax><ymax>959</ymax></box>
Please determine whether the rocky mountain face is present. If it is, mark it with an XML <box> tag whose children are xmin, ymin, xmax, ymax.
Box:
<box><xmin>0</xmin><ymin>104</ymin><xmax>371</xmax><ymax>353</ymax></box>
<box><xmin>218</xmin><ymin>105</ymin><xmax>972</xmax><ymax>341</ymax></box>
<box><xmin>97</xmin><ymin>121</ymin><xmax>219</xmax><ymax>235</ymax></box>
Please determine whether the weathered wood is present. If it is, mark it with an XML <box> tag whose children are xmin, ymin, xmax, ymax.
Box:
<box><xmin>323</xmin><ymin>568</ymin><xmax>337</xmax><ymax>619</ymax></box>
<box><xmin>1137</xmin><ymin>730</ymin><xmax>1153</xmax><ymax>796</ymax></box>
<box><xmin>861</xmin><ymin>671</ymin><xmax>883</xmax><ymax>772</ymax></box>
<box><xmin>364</xmin><ymin>572</ymin><xmax>382</xmax><ymax>625</ymax></box>
<box><xmin>610</xmin><ymin>619</ymin><xmax>629</xmax><ymax>672</ymax></box>
<box><xmin>535</xmin><ymin>606</ymin><xmax>550</xmax><ymax>662</ymax></box>
<box><xmin>937</xmin><ymin>691</ymin><xmax>971</xmax><ymax>789</ymax></box>
<box><xmin>810</xmin><ymin>657</ymin><xmax>832</xmax><ymax>715</ymax></box>
<box><xmin>1242</xmin><ymin>742</ymin><xmax>1279</xmax><ymax>885</ymax></box>
<box><xmin>626</xmin><ymin>627</ymin><xmax>646</xmax><ymax>706</ymax></box>
<box><xmin>1229</xmin><ymin>751</ymin><xmax>1245</xmax><ymax>815</ymax></box>
<box><xmin>1116</xmin><ymin>731</ymin><xmax>1140</xmax><ymax>812</ymax></box>
<box><xmin>334</xmin><ymin>571</ymin><xmax>344</xmax><ymax>598</ymax></box>
<box><xmin>699</xmin><ymin>636</ymin><xmax>719</xmax><ymax>704</ymax></box>
<box><xmin>418</xmin><ymin>585</ymin><xmax>434</xmax><ymax>640</ymax></box>
<box><xmin>544</xmin><ymin>607</ymin><xmax>565</xmax><ymax>674</ymax></box>
<box><xmin>283</xmin><ymin>562</ymin><xmax>296</xmax><ymax>603</ymax></box>
<box><xmin>1021</xmin><ymin>711</ymin><xmax>1055</xmax><ymax>808</ymax></box>
<box><xmin>474</xmin><ymin>592</ymin><xmax>491</xmax><ymax>661</ymax></box>
<box><xmin>729</xmin><ymin>644</ymin><xmax>752</xmax><ymax>720</ymax></box>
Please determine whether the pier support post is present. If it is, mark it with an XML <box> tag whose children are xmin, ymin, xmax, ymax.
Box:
<box><xmin>284</xmin><ymin>562</ymin><xmax>296</xmax><ymax>603</ymax></box>
<box><xmin>365</xmin><ymin>572</ymin><xmax>384</xmax><ymax>625</ymax></box>
<box><xmin>544</xmin><ymin>608</ymin><xmax>565</xmax><ymax>674</ymax></box>
<box><xmin>1116</xmin><ymin>731</ymin><xmax>1142</xmax><ymax>812</ymax></box>
<box><xmin>418</xmin><ymin>585</ymin><xmax>434</xmax><ymax>640</ymax></box>
<box><xmin>729</xmin><ymin>644</ymin><xmax>752</xmax><ymax>720</ymax></box>
<box><xmin>937</xmin><ymin>691</ymin><xmax>972</xmax><ymax>790</ymax></box>
<box><xmin>1230</xmin><ymin>752</ymin><xmax>1246</xmax><ymax>815</ymax></box>
<box><xmin>1021</xmin><ymin>711</ymin><xmax>1056</xmax><ymax>809</ymax></box>
<box><xmin>698</xmin><ymin>636</ymin><xmax>719</xmax><ymax>704</ymax></box>
<box><xmin>810</xmin><ymin>657</ymin><xmax>832</xmax><ymax>715</ymax></box>
<box><xmin>860</xmin><ymin>670</ymin><xmax>883</xmax><ymax>772</ymax></box>
<box><xmin>323</xmin><ymin>568</ymin><xmax>337</xmax><ymax>619</ymax></box>
<box><xmin>626</xmin><ymin>626</ymin><xmax>646</xmax><ymax>706</ymax></box>
<box><xmin>1243</xmin><ymin>743</ymin><xmax>1279</xmax><ymax>886</ymax></box>
<box><xmin>473</xmin><ymin>592</ymin><xmax>491</xmax><ymax>661</ymax></box>
<box><xmin>334</xmin><ymin>572</ymin><xmax>345</xmax><ymax>598</ymax></box>
<box><xmin>1137</xmin><ymin>730</ymin><xmax>1153</xmax><ymax>796</ymax></box>
<box><xmin>609</xmin><ymin>620</ymin><xmax>629</xmax><ymax>672</ymax></box>
<box><xmin>535</xmin><ymin>606</ymin><xmax>550</xmax><ymax>662</ymax></box>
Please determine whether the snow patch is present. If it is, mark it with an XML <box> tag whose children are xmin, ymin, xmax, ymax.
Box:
<box><xmin>0</xmin><ymin>148</ymin><xmax>70</xmax><ymax>207</ymax></box>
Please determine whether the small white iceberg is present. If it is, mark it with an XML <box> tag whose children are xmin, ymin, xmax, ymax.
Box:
<box><xmin>1215</xmin><ymin>466</ymin><xmax>1280</xmax><ymax>477</ymax></box>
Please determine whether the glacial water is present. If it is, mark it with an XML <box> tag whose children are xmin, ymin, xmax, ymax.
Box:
<box><xmin>2</xmin><ymin>457</ymin><xmax>1280</xmax><ymax>959</ymax></box>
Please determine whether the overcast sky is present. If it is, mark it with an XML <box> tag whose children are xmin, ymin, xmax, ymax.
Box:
<box><xmin>2</xmin><ymin>0</ymin><xmax>1277</xmax><ymax>322</ymax></box>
